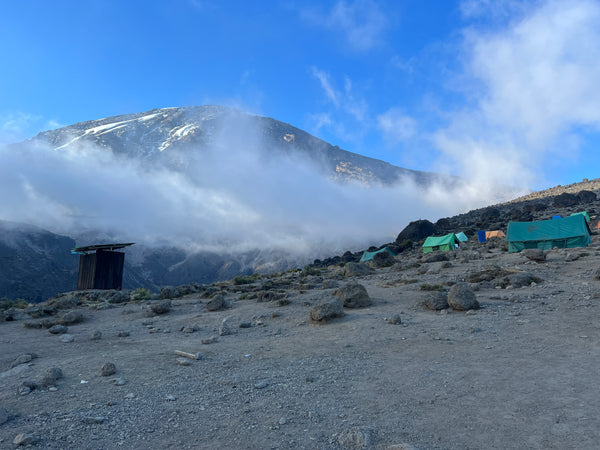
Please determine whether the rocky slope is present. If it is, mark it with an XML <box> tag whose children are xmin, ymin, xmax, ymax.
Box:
<box><xmin>1</xmin><ymin>221</ymin><xmax>600</xmax><ymax>448</ymax></box>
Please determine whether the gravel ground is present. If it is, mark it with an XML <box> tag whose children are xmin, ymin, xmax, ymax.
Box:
<box><xmin>2</xmin><ymin>239</ymin><xmax>600</xmax><ymax>449</ymax></box>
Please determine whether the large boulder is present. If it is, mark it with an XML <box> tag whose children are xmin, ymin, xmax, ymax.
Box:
<box><xmin>553</xmin><ymin>192</ymin><xmax>579</xmax><ymax>207</ymax></box>
<box><xmin>371</xmin><ymin>251</ymin><xmax>395</xmax><ymax>268</ymax></box>
<box><xmin>206</xmin><ymin>294</ymin><xmax>229</xmax><ymax>311</ymax></box>
<box><xmin>310</xmin><ymin>297</ymin><xmax>344</xmax><ymax>321</ymax></box>
<box><xmin>577</xmin><ymin>190</ymin><xmax>597</xmax><ymax>203</ymax></box>
<box><xmin>422</xmin><ymin>291</ymin><xmax>449</xmax><ymax>311</ymax></box>
<box><xmin>344</xmin><ymin>262</ymin><xmax>374</xmax><ymax>277</ymax></box>
<box><xmin>447</xmin><ymin>282</ymin><xmax>479</xmax><ymax>311</ymax></box>
<box><xmin>396</xmin><ymin>220</ymin><xmax>435</xmax><ymax>243</ymax></box>
<box><xmin>522</xmin><ymin>248</ymin><xmax>546</xmax><ymax>262</ymax></box>
<box><xmin>334</xmin><ymin>282</ymin><xmax>372</xmax><ymax>308</ymax></box>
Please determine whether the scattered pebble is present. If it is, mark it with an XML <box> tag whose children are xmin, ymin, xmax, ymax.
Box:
<box><xmin>100</xmin><ymin>363</ymin><xmax>117</xmax><ymax>377</ymax></box>
<box><xmin>60</xmin><ymin>334</ymin><xmax>74</xmax><ymax>343</ymax></box>
<box><xmin>13</xmin><ymin>433</ymin><xmax>37</xmax><ymax>446</ymax></box>
<box><xmin>117</xmin><ymin>331</ymin><xmax>130</xmax><ymax>337</ymax></box>
<box><xmin>254</xmin><ymin>381</ymin><xmax>268</xmax><ymax>389</ymax></box>
<box><xmin>90</xmin><ymin>330</ymin><xmax>102</xmax><ymax>340</ymax></box>
<box><xmin>176</xmin><ymin>358</ymin><xmax>191</xmax><ymax>366</ymax></box>
<box><xmin>388</xmin><ymin>314</ymin><xmax>402</xmax><ymax>325</ymax></box>
<box><xmin>48</xmin><ymin>324</ymin><xmax>68</xmax><ymax>335</ymax></box>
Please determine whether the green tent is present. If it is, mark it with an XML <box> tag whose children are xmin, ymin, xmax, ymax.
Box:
<box><xmin>456</xmin><ymin>232</ymin><xmax>468</xmax><ymax>242</ymax></box>
<box><xmin>422</xmin><ymin>233</ymin><xmax>459</xmax><ymax>253</ymax></box>
<box><xmin>570</xmin><ymin>211</ymin><xmax>591</xmax><ymax>223</ymax></box>
<box><xmin>506</xmin><ymin>215</ymin><xmax>591</xmax><ymax>253</ymax></box>
<box><xmin>360</xmin><ymin>247</ymin><xmax>396</xmax><ymax>262</ymax></box>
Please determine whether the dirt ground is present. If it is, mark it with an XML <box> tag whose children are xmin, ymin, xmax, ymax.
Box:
<box><xmin>1</xmin><ymin>239</ymin><xmax>600</xmax><ymax>449</ymax></box>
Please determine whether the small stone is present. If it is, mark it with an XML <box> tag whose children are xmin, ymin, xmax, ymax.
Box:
<box><xmin>41</xmin><ymin>368</ymin><xmax>63</xmax><ymax>386</ymax></box>
<box><xmin>90</xmin><ymin>330</ymin><xmax>102</xmax><ymax>340</ymax></box>
<box><xmin>48</xmin><ymin>386</ymin><xmax>58</xmax><ymax>392</ymax></box>
<box><xmin>117</xmin><ymin>331</ymin><xmax>130</xmax><ymax>337</ymax></box>
<box><xmin>112</xmin><ymin>378</ymin><xmax>126</xmax><ymax>386</ymax></box>
<box><xmin>13</xmin><ymin>433</ymin><xmax>37</xmax><ymax>446</ymax></box>
<box><xmin>388</xmin><ymin>314</ymin><xmax>402</xmax><ymax>325</ymax></box>
<box><xmin>422</xmin><ymin>291</ymin><xmax>449</xmax><ymax>311</ymax></box>
<box><xmin>11</xmin><ymin>354</ymin><xmax>33</xmax><ymax>368</ymax></box>
<box><xmin>337</xmin><ymin>427</ymin><xmax>372</xmax><ymax>449</ymax></box>
<box><xmin>82</xmin><ymin>416</ymin><xmax>106</xmax><ymax>424</ymax></box>
<box><xmin>150</xmin><ymin>300</ymin><xmax>171</xmax><ymax>315</ymax></box>
<box><xmin>201</xmin><ymin>336</ymin><xmax>217</xmax><ymax>344</ymax></box>
<box><xmin>176</xmin><ymin>358</ymin><xmax>190</xmax><ymax>366</ymax></box>
<box><xmin>254</xmin><ymin>381</ymin><xmax>268</xmax><ymax>389</ymax></box>
<box><xmin>60</xmin><ymin>334</ymin><xmax>74</xmax><ymax>343</ymax></box>
<box><xmin>219</xmin><ymin>317</ymin><xmax>234</xmax><ymax>336</ymax></box>
<box><xmin>279</xmin><ymin>417</ymin><xmax>287</xmax><ymax>425</ymax></box>
<box><xmin>100</xmin><ymin>363</ymin><xmax>117</xmax><ymax>377</ymax></box>
<box><xmin>239</xmin><ymin>321</ymin><xmax>252</xmax><ymax>328</ymax></box>
<box><xmin>165</xmin><ymin>395</ymin><xmax>177</xmax><ymax>401</ymax></box>
<box><xmin>124</xmin><ymin>393</ymin><xmax>135</xmax><ymax>399</ymax></box>
<box><xmin>48</xmin><ymin>324</ymin><xmax>68</xmax><ymax>335</ymax></box>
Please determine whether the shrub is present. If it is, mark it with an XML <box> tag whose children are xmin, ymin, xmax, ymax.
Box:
<box><xmin>232</xmin><ymin>274</ymin><xmax>260</xmax><ymax>285</ymax></box>
<box><xmin>0</xmin><ymin>297</ymin><xmax>29</xmax><ymax>311</ymax></box>
<box><xmin>132</xmin><ymin>287</ymin><xmax>151</xmax><ymax>301</ymax></box>
<box><xmin>419</xmin><ymin>283</ymin><xmax>445</xmax><ymax>291</ymax></box>
<box><xmin>300</xmin><ymin>266</ymin><xmax>321</xmax><ymax>277</ymax></box>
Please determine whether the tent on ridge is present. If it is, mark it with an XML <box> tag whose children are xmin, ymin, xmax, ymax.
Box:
<box><xmin>422</xmin><ymin>233</ymin><xmax>460</xmax><ymax>253</ymax></box>
<box><xmin>506</xmin><ymin>214</ymin><xmax>591</xmax><ymax>253</ymax></box>
<box><xmin>359</xmin><ymin>247</ymin><xmax>396</xmax><ymax>262</ymax></box>
<box><xmin>456</xmin><ymin>232</ymin><xmax>468</xmax><ymax>242</ymax></box>
<box><xmin>570</xmin><ymin>211</ymin><xmax>591</xmax><ymax>223</ymax></box>
<box><xmin>486</xmin><ymin>230</ymin><xmax>506</xmax><ymax>239</ymax></box>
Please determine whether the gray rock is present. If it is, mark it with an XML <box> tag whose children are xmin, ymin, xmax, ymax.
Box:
<box><xmin>335</xmin><ymin>282</ymin><xmax>372</xmax><ymax>308</ymax></box>
<box><xmin>565</xmin><ymin>253</ymin><xmax>580</xmax><ymax>262</ymax></box>
<box><xmin>13</xmin><ymin>433</ymin><xmax>37</xmax><ymax>446</ymax></box>
<box><xmin>150</xmin><ymin>300</ymin><xmax>171</xmax><ymax>315</ymax></box>
<box><xmin>11</xmin><ymin>354</ymin><xmax>33</xmax><ymax>368</ymax></box>
<box><xmin>206</xmin><ymin>294</ymin><xmax>228</xmax><ymax>311</ymax></box>
<box><xmin>158</xmin><ymin>286</ymin><xmax>182</xmax><ymax>299</ymax></box>
<box><xmin>59</xmin><ymin>334</ymin><xmax>74</xmax><ymax>343</ymax></box>
<box><xmin>81</xmin><ymin>416</ymin><xmax>107</xmax><ymax>424</ymax></box>
<box><xmin>106</xmin><ymin>291</ymin><xmax>130</xmax><ymax>304</ymax></box>
<box><xmin>422</xmin><ymin>291</ymin><xmax>449</xmax><ymax>311</ymax></box>
<box><xmin>389</xmin><ymin>314</ymin><xmax>402</xmax><ymax>325</ymax></box>
<box><xmin>176</xmin><ymin>358</ymin><xmax>190</xmax><ymax>366</ymax></box>
<box><xmin>310</xmin><ymin>297</ymin><xmax>344</xmax><ymax>321</ymax></box>
<box><xmin>254</xmin><ymin>381</ymin><xmax>269</xmax><ymax>389</ymax></box>
<box><xmin>90</xmin><ymin>330</ymin><xmax>102</xmax><ymax>340</ymax></box>
<box><xmin>3</xmin><ymin>308</ymin><xmax>30</xmax><ymax>321</ymax></box>
<box><xmin>117</xmin><ymin>331</ymin><xmax>130</xmax><ymax>337</ymax></box>
<box><xmin>371</xmin><ymin>250</ymin><xmax>395</xmax><ymax>268</ymax></box>
<box><xmin>595</xmin><ymin>268</ymin><xmax>600</xmax><ymax>281</ymax></box>
<box><xmin>18</xmin><ymin>381</ymin><xmax>37</xmax><ymax>395</ymax></box>
<box><xmin>219</xmin><ymin>316</ymin><xmax>235</xmax><ymax>336</ymax></box>
<box><xmin>506</xmin><ymin>272</ymin><xmax>542</xmax><ymax>288</ymax></box>
<box><xmin>100</xmin><ymin>363</ymin><xmax>117</xmax><ymax>377</ymax></box>
<box><xmin>0</xmin><ymin>403</ymin><xmax>8</xmax><ymax>425</ymax></box>
<box><xmin>344</xmin><ymin>262</ymin><xmax>374</xmax><ymax>277</ymax></box>
<box><xmin>239</xmin><ymin>321</ymin><xmax>252</xmax><ymax>328</ymax></box>
<box><xmin>337</xmin><ymin>427</ymin><xmax>373</xmax><ymax>449</ymax></box>
<box><xmin>447</xmin><ymin>282</ymin><xmax>479</xmax><ymax>311</ymax></box>
<box><xmin>41</xmin><ymin>368</ymin><xmax>63</xmax><ymax>386</ymax></box>
<box><xmin>322</xmin><ymin>279</ymin><xmax>339</xmax><ymax>289</ymax></box>
<box><xmin>48</xmin><ymin>324</ymin><xmax>68</xmax><ymax>334</ymax></box>
<box><xmin>58</xmin><ymin>310</ymin><xmax>84</xmax><ymax>325</ymax></box>
<box><xmin>522</xmin><ymin>248</ymin><xmax>546</xmax><ymax>262</ymax></box>
<box><xmin>421</xmin><ymin>252</ymin><xmax>449</xmax><ymax>263</ymax></box>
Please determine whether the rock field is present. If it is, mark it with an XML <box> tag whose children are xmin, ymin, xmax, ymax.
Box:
<box><xmin>2</xmin><ymin>232</ymin><xmax>600</xmax><ymax>449</ymax></box>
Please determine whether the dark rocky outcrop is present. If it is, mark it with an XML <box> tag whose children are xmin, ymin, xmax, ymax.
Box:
<box><xmin>396</xmin><ymin>220</ymin><xmax>435</xmax><ymax>243</ymax></box>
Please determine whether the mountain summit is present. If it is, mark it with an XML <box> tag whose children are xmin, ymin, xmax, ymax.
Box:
<box><xmin>32</xmin><ymin>106</ymin><xmax>444</xmax><ymax>186</ymax></box>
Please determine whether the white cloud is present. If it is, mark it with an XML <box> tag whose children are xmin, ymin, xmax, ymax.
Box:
<box><xmin>377</xmin><ymin>108</ymin><xmax>417</xmax><ymax>143</ymax></box>
<box><xmin>310</xmin><ymin>67</ymin><xmax>339</xmax><ymax>106</ymax></box>
<box><xmin>436</xmin><ymin>0</ymin><xmax>600</xmax><ymax>187</ymax></box>
<box><xmin>302</xmin><ymin>0</ymin><xmax>389</xmax><ymax>52</ymax></box>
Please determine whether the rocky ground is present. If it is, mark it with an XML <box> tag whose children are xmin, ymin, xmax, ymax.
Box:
<box><xmin>2</xmin><ymin>231</ymin><xmax>600</xmax><ymax>449</ymax></box>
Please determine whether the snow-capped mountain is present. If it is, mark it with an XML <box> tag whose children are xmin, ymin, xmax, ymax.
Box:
<box><xmin>32</xmin><ymin>105</ymin><xmax>443</xmax><ymax>186</ymax></box>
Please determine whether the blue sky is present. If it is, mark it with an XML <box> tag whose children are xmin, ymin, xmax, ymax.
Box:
<box><xmin>2</xmin><ymin>0</ymin><xmax>600</xmax><ymax>190</ymax></box>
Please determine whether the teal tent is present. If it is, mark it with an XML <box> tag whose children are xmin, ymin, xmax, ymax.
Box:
<box><xmin>570</xmin><ymin>211</ymin><xmax>591</xmax><ymax>223</ymax></box>
<box><xmin>422</xmin><ymin>233</ymin><xmax>460</xmax><ymax>253</ymax></box>
<box><xmin>360</xmin><ymin>247</ymin><xmax>396</xmax><ymax>262</ymax></box>
<box><xmin>507</xmin><ymin>215</ymin><xmax>591</xmax><ymax>253</ymax></box>
<box><xmin>456</xmin><ymin>232</ymin><xmax>468</xmax><ymax>242</ymax></box>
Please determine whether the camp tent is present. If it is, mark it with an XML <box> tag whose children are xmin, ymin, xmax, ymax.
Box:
<box><xmin>422</xmin><ymin>233</ymin><xmax>460</xmax><ymax>253</ymax></box>
<box><xmin>456</xmin><ymin>232</ymin><xmax>468</xmax><ymax>242</ymax></box>
<box><xmin>486</xmin><ymin>230</ymin><xmax>506</xmax><ymax>239</ymax></box>
<box><xmin>506</xmin><ymin>215</ymin><xmax>591</xmax><ymax>253</ymax></box>
<box><xmin>571</xmin><ymin>211</ymin><xmax>591</xmax><ymax>223</ymax></box>
<box><xmin>360</xmin><ymin>247</ymin><xmax>396</xmax><ymax>262</ymax></box>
